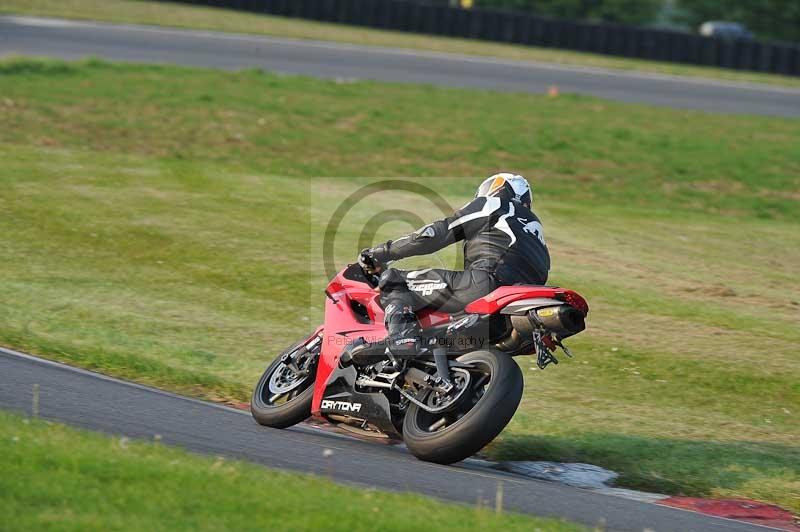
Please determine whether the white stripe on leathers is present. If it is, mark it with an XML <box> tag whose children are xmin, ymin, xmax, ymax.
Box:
<box><xmin>447</xmin><ymin>196</ymin><xmax>501</xmax><ymax>230</ymax></box>
<box><xmin>495</xmin><ymin>202</ymin><xmax>516</xmax><ymax>246</ymax></box>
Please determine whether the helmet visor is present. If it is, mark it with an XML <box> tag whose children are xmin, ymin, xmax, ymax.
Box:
<box><xmin>475</xmin><ymin>176</ymin><xmax>508</xmax><ymax>198</ymax></box>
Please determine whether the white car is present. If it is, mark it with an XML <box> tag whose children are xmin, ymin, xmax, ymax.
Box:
<box><xmin>699</xmin><ymin>21</ymin><xmax>753</xmax><ymax>40</ymax></box>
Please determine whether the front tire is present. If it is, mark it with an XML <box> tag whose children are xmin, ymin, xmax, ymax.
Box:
<box><xmin>251</xmin><ymin>335</ymin><xmax>320</xmax><ymax>429</ymax></box>
<box><xmin>402</xmin><ymin>350</ymin><xmax>523</xmax><ymax>464</ymax></box>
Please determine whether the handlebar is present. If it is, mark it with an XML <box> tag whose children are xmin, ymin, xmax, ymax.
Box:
<box><xmin>362</xmin><ymin>265</ymin><xmax>381</xmax><ymax>289</ymax></box>
<box><xmin>359</xmin><ymin>253</ymin><xmax>380</xmax><ymax>272</ymax></box>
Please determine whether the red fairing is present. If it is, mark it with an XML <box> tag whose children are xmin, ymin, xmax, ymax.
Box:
<box><xmin>311</xmin><ymin>267</ymin><xmax>456</xmax><ymax>414</ymax></box>
<box><xmin>464</xmin><ymin>286</ymin><xmax>589</xmax><ymax>316</ymax></box>
<box><xmin>418</xmin><ymin>308</ymin><xmax>451</xmax><ymax>328</ymax></box>
<box><xmin>311</xmin><ymin>274</ymin><xmax>386</xmax><ymax>415</ymax></box>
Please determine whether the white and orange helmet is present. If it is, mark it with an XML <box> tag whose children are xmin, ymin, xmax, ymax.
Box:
<box><xmin>475</xmin><ymin>173</ymin><xmax>532</xmax><ymax>207</ymax></box>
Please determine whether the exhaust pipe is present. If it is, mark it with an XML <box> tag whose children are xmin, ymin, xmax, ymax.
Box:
<box><xmin>529</xmin><ymin>305</ymin><xmax>585</xmax><ymax>338</ymax></box>
<box><xmin>498</xmin><ymin>304</ymin><xmax>586</xmax><ymax>352</ymax></box>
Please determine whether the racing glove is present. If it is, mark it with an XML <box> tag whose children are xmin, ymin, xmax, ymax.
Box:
<box><xmin>358</xmin><ymin>244</ymin><xmax>390</xmax><ymax>274</ymax></box>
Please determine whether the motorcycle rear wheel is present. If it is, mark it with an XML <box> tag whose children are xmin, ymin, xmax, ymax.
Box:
<box><xmin>251</xmin><ymin>335</ymin><xmax>319</xmax><ymax>429</ymax></box>
<box><xmin>402</xmin><ymin>349</ymin><xmax>523</xmax><ymax>464</ymax></box>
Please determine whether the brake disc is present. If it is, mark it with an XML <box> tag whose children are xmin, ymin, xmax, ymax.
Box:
<box><xmin>268</xmin><ymin>345</ymin><xmax>315</xmax><ymax>395</ymax></box>
<box><xmin>425</xmin><ymin>368</ymin><xmax>472</xmax><ymax>413</ymax></box>
<box><xmin>267</xmin><ymin>363</ymin><xmax>307</xmax><ymax>394</ymax></box>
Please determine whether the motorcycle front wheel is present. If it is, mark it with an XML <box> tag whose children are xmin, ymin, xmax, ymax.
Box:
<box><xmin>251</xmin><ymin>334</ymin><xmax>320</xmax><ymax>429</ymax></box>
<box><xmin>402</xmin><ymin>349</ymin><xmax>523</xmax><ymax>464</ymax></box>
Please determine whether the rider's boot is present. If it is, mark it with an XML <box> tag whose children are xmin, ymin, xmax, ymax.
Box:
<box><xmin>384</xmin><ymin>304</ymin><xmax>422</xmax><ymax>358</ymax></box>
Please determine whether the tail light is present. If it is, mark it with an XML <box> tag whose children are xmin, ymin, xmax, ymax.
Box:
<box><xmin>557</xmin><ymin>290</ymin><xmax>589</xmax><ymax>316</ymax></box>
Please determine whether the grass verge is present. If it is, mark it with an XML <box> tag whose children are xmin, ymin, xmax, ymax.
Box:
<box><xmin>0</xmin><ymin>0</ymin><xmax>798</xmax><ymax>88</ymax></box>
<box><xmin>0</xmin><ymin>411</ymin><xmax>580</xmax><ymax>531</ymax></box>
<box><xmin>0</xmin><ymin>58</ymin><xmax>798</xmax><ymax>512</ymax></box>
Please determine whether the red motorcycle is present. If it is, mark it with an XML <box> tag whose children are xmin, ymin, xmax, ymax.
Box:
<box><xmin>251</xmin><ymin>262</ymin><xmax>588</xmax><ymax>464</ymax></box>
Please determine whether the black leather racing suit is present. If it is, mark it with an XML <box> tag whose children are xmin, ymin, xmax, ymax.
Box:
<box><xmin>377</xmin><ymin>195</ymin><xmax>550</xmax><ymax>322</ymax></box>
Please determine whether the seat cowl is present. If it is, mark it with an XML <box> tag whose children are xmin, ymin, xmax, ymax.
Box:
<box><xmin>466</xmin><ymin>286</ymin><xmax>588</xmax><ymax>316</ymax></box>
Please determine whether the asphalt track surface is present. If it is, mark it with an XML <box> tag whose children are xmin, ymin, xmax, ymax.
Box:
<box><xmin>1</xmin><ymin>15</ymin><xmax>799</xmax><ymax>117</ymax></box>
<box><xmin>1</xmin><ymin>347</ymin><xmax>775</xmax><ymax>532</ymax></box>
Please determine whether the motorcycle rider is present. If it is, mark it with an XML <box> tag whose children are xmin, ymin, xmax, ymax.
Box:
<box><xmin>359</xmin><ymin>173</ymin><xmax>550</xmax><ymax>357</ymax></box>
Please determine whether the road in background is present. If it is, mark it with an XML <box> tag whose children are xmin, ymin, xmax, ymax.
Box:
<box><xmin>0</xmin><ymin>16</ymin><xmax>798</xmax><ymax>117</ymax></box>
<box><xmin>0</xmin><ymin>348</ymin><xmax>769</xmax><ymax>532</ymax></box>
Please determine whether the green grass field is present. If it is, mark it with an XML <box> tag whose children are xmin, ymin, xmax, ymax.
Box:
<box><xmin>0</xmin><ymin>59</ymin><xmax>798</xmax><ymax>513</ymax></box>
<box><xmin>2</xmin><ymin>0</ymin><xmax>800</xmax><ymax>88</ymax></box>
<box><xmin>0</xmin><ymin>411</ymin><xmax>580</xmax><ymax>531</ymax></box>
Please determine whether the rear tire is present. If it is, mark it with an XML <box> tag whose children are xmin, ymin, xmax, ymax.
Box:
<box><xmin>402</xmin><ymin>350</ymin><xmax>523</xmax><ymax>464</ymax></box>
<box><xmin>251</xmin><ymin>336</ymin><xmax>319</xmax><ymax>429</ymax></box>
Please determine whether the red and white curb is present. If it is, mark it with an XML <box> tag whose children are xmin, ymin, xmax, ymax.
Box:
<box><xmin>655</xmin><ymin>498</ymin><xmax>798</xmax><ymax>531</ymax></box>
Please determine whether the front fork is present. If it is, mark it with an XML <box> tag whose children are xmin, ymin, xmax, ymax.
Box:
<box><xmin>280</xmin><ymin>334</ymin><xmax>322</xmax><ymax>377</ymax></box>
